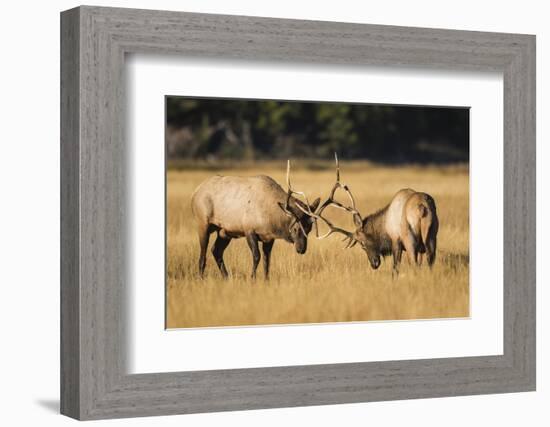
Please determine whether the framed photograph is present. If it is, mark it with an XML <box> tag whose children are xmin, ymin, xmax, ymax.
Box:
<box><xmin>164</xmin><ymin>97</ymin><xmax>469</xmax><ymax>329</ymax></box>
<box><xmin>61</xmin><ymin>6</ymin><xmax>536</xmax><ymax>420</ymax></box>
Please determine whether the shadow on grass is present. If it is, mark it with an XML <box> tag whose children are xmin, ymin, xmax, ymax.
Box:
<box><xmin>440</xmin><ymin>251</ymin><xmax>469</xmax><ymax>271</ymax></box>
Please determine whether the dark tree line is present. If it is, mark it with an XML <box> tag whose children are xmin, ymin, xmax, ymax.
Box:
<box><xmin>166</xmin><ymin>97</ymin><xmax>469</xmax><ymax>164</ymax></box>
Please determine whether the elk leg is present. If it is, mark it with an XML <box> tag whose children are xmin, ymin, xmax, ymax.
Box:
<box><xmin>211</xmin><ymin>234</ymin><xmax>231</xmax><ymax>278</ymax></box>
<box><xmin>426</xmin><ymin>236</ymin><xmax>437</xmax><ymax>267</ymax></box>
<box><xmin>391</xmin><ymin>240</ymin><xmax>403</xmax><ymax>277</ymax></box>
<box><xmin>421</xmin><ymin>212</ymin><xmax>437</xmax><ymax>268</ymax></box>
<box><xmin>416</xmin><ymin>240</ymin><xmax>426</xmax><ymax>266</ymax></box>
<box><xmin>403</xmin><ymin>232</ymin><xmax>419</xmax><ymax>266</ymax></box>
<box><xmin>197</xmin><ymin>223</ymin><xmax>211</xmax><ymax>278</ymax></box>
<box><xmin>245</xmin><ymin>233</ymin><xmax>261</xmax><ymax>280</ymax></box>
<box><xmin>262</xmin><ymin>240</ymin><xmax>275</xmax><ymax>280</ymax></box>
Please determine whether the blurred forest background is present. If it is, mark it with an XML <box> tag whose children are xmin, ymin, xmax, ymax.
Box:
<box><xmin>166</xmin><ymin>97</ymin><xmax>469</xmax><ymax>165</ymax></box>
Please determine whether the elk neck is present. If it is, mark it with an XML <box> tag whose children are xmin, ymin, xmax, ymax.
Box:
<box><xmin>364</xmin><ymin>205</ymin><xmax>392</xmax><ymax>254</ymax></box>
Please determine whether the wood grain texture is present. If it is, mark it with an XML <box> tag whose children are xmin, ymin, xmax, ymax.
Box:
<box><xmin>60</xmin><ymin>7</ymin><xmax>80</xmax><ymax>419</ymax></box>
<box><xmin>60</xmin><ymin>5</ymin><xmax>536</xmax><ymax>420</ymax></box>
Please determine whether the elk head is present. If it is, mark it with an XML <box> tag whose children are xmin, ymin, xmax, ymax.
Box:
<box><xmin>278</xmin><ymin>160</ymin><xmax>320</xmax><ymax>254</ymax></box>
<box><xmin>351</xmin><ymin>214</ymin><xmax>381</xmax><ymax>269</ymax></box>
<box><xmin>299</xmin><ymin>153</ymin><xmax>381</xmax><ymax>269</ymax></box>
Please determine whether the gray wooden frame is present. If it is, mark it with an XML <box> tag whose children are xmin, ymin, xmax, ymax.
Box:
<box><xmin>60</xmin><ymin>5</ymin><xmax>536</xmax><ymax>420</ymax></box>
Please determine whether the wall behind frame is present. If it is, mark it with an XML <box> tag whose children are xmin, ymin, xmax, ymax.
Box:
<box><xmin>0</xmin><ymin>0</ymin><xmax>545</xmax><ymax>426</ymax></box>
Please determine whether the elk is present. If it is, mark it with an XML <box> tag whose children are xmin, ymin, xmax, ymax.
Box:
<box><xmin>191</xmin><ymin>164</ymin><xmax>320</xmax><ymax>279</ymax></box>
<box><xmin>299</xmin><ymin>155</ymin><xmax>439</xmax><ymax>274</ymax></box>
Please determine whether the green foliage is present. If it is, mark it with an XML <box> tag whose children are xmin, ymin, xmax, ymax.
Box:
<box><xmin>166</xmin><ymin>97</ymin><xmax>469</xmax><ymax>164</ymax></box>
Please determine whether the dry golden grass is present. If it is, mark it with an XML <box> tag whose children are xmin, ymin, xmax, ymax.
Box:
<box><xmin>166</xmin><ymin>161</ymin><xmax>469</xmax><ymax>328</ymax></box>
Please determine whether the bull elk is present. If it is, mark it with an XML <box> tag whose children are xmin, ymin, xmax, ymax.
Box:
<box><xmin>299</xmin><ymin>154</ymin><xmax>439</xmax><ymax>274</ymax></box>
<box><xmin>191</xmin><ymin>164</ymin><xmax>320</xmax><ymax>279</ymax></box>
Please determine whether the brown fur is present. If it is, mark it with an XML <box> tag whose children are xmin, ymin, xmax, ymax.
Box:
<box><xmin>353</xmin><ymin>188</ymin><xmax>438</xmax><ymax>273</ymax></box>
<box><xmin>191</xmin><ymin>175</ymin><xmax>319</xmax><ymax>279</ymax></box>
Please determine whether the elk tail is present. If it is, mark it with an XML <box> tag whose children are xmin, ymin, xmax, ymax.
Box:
<box><xmin>418</xmin><ymin>204</ymin><xmax>430</xmax><ymax>245</ymax></box>
<box><xmin>419</xmin><ymin>203</ymin><xmax>437</xmax><ymax>266</ymax></box>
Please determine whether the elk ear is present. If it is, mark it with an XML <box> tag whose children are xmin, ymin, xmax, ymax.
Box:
<box><xmin>278</xmin><ymin>202</ymin><xmax>294</xmax><ymax>217</ymax></box>
<box><xmin>309</xmin><ymin>197</ymin><xmax>321</xmax><ymax>212</ymax></box>
<box><xmin>353</xmin><ymin>213</ymin><xmax>363</xmax><ymax>229</ymax></box>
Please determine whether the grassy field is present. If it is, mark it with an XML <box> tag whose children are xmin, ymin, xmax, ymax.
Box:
<box><xmin>166</xmin><ymin>161</ymin><xmax>469</xmax><ymax>329</ymax></box>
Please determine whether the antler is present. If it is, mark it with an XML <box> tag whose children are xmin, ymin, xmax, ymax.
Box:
<box><xmin>284</xmin><ymin>160</ymin><xmax>316</xmax><ymax>214</ymax></box>
<box><xmin>280</xmin><ymin>160</ymin><xmax>315</xmax><ymax>237</ymax></box>
<box><xmin>295</xmin><ymin>153</ymin><xmax>362</xmax><ymax>248</ymax></box>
